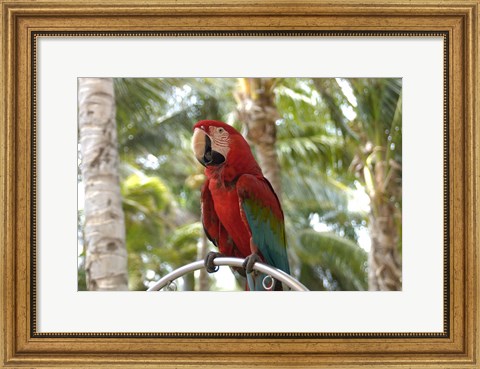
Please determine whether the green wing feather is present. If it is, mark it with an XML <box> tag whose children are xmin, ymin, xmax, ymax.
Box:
<box><xmin>237</xmin><ymin>174</ymin><xmax>290</xmax><ymax>275</ymax></box>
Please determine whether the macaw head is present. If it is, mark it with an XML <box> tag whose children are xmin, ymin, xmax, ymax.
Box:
<box><xmin>192</xmin><ymin>120</ymin><xmax>235</xmax><ymax>167</ymax></box>
<box><xmin>192</xmin><ymin>120</ymin><xmax>262</xmax><ymax>177</ymax></box>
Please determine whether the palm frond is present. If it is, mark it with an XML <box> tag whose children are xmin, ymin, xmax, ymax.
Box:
<box><xmin>313</xmin><ymin>78</ymin><xmax>360</xmax><ymax>142</ymax></box>
<box><xmin>295</xmin><ymin>230</ymin><xmax>368</xmax><ymax>290</ymax></box>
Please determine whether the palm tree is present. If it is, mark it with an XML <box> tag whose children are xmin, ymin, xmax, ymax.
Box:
<box><xmin>350</xmin><ymin>79</ymin><xmax>402</xmax><ymax>291</ymax></box>
<box><xmin>78</xmin><ymin>77</ymin><xmax>128</xmax><ymax>291</ymax></box>
<box><xmin>314</xmin><ymin>78</ymin><xmax>402</xmax><ymax>290</ymax></box>
<box><xmin>273</xmin><ymin>78</ymin><xmax>369</xmax><ymax>290</ymax></box>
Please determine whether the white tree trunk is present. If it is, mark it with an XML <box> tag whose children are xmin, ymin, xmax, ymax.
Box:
<box><xmin>78</xmin><ymin>78</ymin><xmax>128</xmax><ymax>291</ymax></box>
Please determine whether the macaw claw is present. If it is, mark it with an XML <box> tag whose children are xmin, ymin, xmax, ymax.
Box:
<box><xmin>204</xmin><ymin>251</ymin><xmax>222</xmax><ymax>273</ymax></box>
<box><xmin>243</xmin><ymin>253</ymin><xmax>262</xmax><ymax>274</ymax></box>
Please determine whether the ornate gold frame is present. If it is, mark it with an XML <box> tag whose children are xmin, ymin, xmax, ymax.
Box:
<box><xmin>1</xmin><ymin>0</ymin><xmax>478</xmax><ymax>367</ymax></box>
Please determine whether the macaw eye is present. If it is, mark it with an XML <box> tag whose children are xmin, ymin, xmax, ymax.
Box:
<box><xmin>217</xmin><ymin>127</ymin><xmax>224</xmax><ymax>133</ymax></box>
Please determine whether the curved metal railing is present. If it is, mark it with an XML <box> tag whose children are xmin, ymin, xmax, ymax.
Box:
<box><xmin>147</xmin><ymin>257</ymin><xmax>309</xmax><ymax>291</ymax></box>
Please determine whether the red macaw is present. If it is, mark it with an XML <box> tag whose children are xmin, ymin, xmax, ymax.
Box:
<box><xmin>192</xmin><ymin>119</ymin><xmax>290</xmax><ymax>291</ymax></box>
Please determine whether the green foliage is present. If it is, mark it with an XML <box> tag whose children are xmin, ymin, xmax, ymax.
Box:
<box><xmin>120</xmin><ymin>172</ymin><xmax>172</xmax><ymax>290</ymax></box>
<box><xmin>313</xmin><ymin>77</ymin><xmax>402</xmax><ymax>255</ymax></box>
<box><xmin>296</xmin><ymin>230</ymin><xmax>368</xmax><ymax>291</ymax></box>
<box><xmin>274</xmin><ymin>78</ymin><xmax>370</xmax><ymax>260</ymax></box>
<box><xmin>160</xmin><ymin>222</ymin><xmax>201</xmax><ymax>267</ymax></box>
<box><xmin>77</xmin><ymin>262</ymin><xmax>87</xmax><ymax>291</ymax></box>
<box><xmin>275</xmin><ymin>78</ymin><xmax>351</xmax><ymax>176</ymax></box>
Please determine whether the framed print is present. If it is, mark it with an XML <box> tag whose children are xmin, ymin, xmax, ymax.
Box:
<box><xmin>1</xmin><ymin>0</ymin><xmax>478</xmax><ymax>368</ymax></box>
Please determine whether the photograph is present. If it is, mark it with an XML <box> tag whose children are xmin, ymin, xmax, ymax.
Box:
<box><xmin>77</xmin><ymin>77</ymin><xmax>402</xmax><ymax>292</ymax></box>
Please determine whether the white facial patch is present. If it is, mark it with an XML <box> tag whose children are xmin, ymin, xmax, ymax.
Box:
<box><xmin>209</xmin><ymin>126</ymin><xmax>230</xmax><ymax>159</ymax></box>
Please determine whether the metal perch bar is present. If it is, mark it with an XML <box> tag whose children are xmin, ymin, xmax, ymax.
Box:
<box><xmin>147</xmin><ymin>257</ymin><xmax>309</xmax><ymax>291</ymax></box>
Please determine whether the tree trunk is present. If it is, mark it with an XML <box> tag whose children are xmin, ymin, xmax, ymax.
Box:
<box><xmin>78</xmin><ymin>77</ymin><xmax>129</xmax><ymax>291</ymax></box>
<box><xmin>314</xmin><ymin>78</ymin><xmax>402</xmax><ymax>291</ymax></box>
<box><xmin>236</xmin><ymin>78</ymin><xmax>282</xmax><ymax>197</ymax></box>
<box><xmin>368</xmin><ymin>203</ymin><xmax>402</xmax><ymax>290</ymax></box>
<box><xmin>368</xmin><ymin>161</ymin><xmax>402</xmax><ymax>291</ymax></box>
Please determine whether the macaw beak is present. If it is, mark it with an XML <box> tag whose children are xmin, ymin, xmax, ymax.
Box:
<box><xmin>192</xmin><ymin>128</ymin><xmax>225</xmax><ymax>167</ymax></box>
